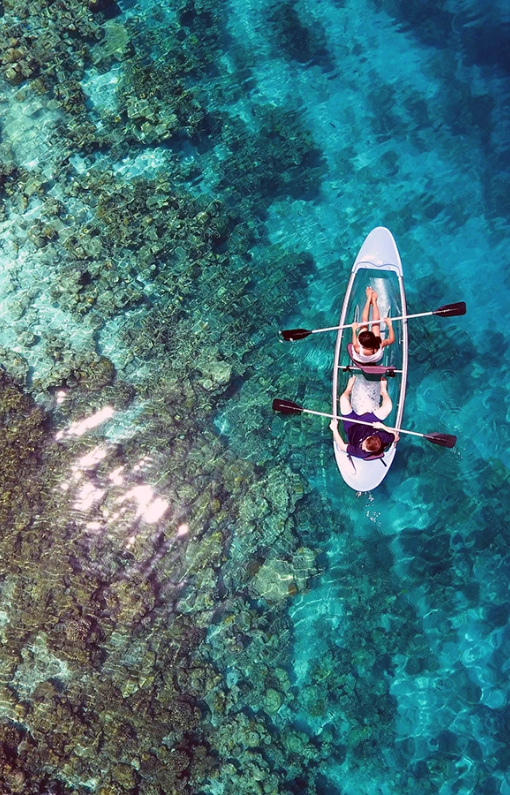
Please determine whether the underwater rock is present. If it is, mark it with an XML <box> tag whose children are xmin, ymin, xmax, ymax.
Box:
<box><xmin>292</xmin><ymin>546</ymin><xmax>318</xmax><ymax>589</ymax></box>
<box><xmin>248</xmin><ymin>558</ymin><xmax>298</xmax><ymax>602</ymax></box>
<box><xmin>0</xmin><ymin>350</ymin><xmax>30</xmax><ymax>385</ymax></box>
<box><xmin>198</xmin><ymin>358</ymin><xmax>232</xmax><ymax>391</ymax></box>
<box><xmin>167</xmin><ymin>697</ymin><xmax>201</xmax><ymax>734</ymax></box>
<box><xmin>300</xmin><ymin>684</ymin><xmax>327</xmax><ymax>718</ymax></box>
<box><xmin>248</xmin><ymin>546</ymin><xmax>317</xmax><ymax>602</ymax></box>
<box><xmin>273</xmin><ymin>667</ymin><xmax>292</xmax><ymax>694</ymax></box>
<box><xmin>283</xmin><ymin>729</ymin><xmax>314</xmax><ymax>757</ymax></box>
<box><xmin>75</xmin><ymin>355</ymin><xmax>116</xmax><ymax>390</ymax></box>
<box><xmin>4</xmin><ymin>767</ymin><xmax>26</xmax><ymax>794</ymax></box>
<box><xmin>262</xmin><ymin>687</ymin><xmax>283</xmax><ymax>715</ymax></box>
<box><xmin>112</xmin><ymin>762</ymin><xmax>138</xmax><ymax>789</ymax></box>
<box><xmin>101</xmin><ymin>20</ymin><xmax>131</xmax><ymax>60</ymax></box>
<box><xmin>154</xmin><ymin>747</ymin><xmax>190</xmax><ymax>786</ymax></box>
<box><xmin>0</xmin><ymin>373</ymin><xmax>47</xmax><ymax>529</ymax></box>
<box><xmin>184</xmin><ymin>530</ymin><xmax>224</xmax><ymax>572</ymax></box>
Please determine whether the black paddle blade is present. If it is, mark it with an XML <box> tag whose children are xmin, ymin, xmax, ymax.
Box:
<box><xmin>425</xmin><ymin>432</ymin><xmax>457</xmax><ymax>448</ymax></box>
<box><xmin>434</xmin><ymin>302</ymin><xmax>466</xmax><ymax>318</ymax></box>
<box><xmin>272</xmin><ymin>398</ymin><xmax>303</xmax><ymax>415</ymax></box>
<box><xmin>280</xmin><ymin>328</ymin><xmax>312</xmax><ymax>341</ymax></box>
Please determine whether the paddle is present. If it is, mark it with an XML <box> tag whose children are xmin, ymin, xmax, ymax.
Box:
<box><xmin>272</xmin><ymin>398</ymin><xmax>457</xmax><ymax>448</ymax></box>
<box><xmin>280</xmin><ymin>301</ymin><xmax>466</xmax><ymax>341</ymax></box>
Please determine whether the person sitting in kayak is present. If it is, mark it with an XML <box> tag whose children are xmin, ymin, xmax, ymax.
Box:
<box><xmin>351</xmin><ymin>287</ymin><xmax>395</xmax><ymax>364</ymax></box>
<box><xmin>329</xmin><ymin>376</ymin><xmax>399</xmax><ymax>458</ymax></box>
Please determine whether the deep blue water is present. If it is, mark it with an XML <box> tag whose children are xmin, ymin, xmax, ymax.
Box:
<box><xmin>0</xmin><ymin>0</ymin><xmax>509</xmax><ymax>793</ymax></box>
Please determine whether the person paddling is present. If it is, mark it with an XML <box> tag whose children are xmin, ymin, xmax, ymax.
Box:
<box><xmin>329</xmin><ymin>376</ymin><xmax>399</xmax><ymax>458</ymax></box>
<box><xmin>351</xmin><ymin>287</ymin><xmax>395</xmax><ymax>364</ymax></box>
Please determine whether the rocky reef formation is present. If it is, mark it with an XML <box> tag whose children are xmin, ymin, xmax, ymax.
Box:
<box><xmin>0</xmin><ymin>366</ymin><xmax>326</xmax><ymax>794</ymax></box>
<box><xmin>0</xmin><ymin>1</ymin><xmax>336</xmax><ymax>793</ymax></box>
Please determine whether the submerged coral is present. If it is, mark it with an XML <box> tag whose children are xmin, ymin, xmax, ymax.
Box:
<box><xmin>0</xmin><ymin>0</ymin><xmax>327</xmax><ymax>779</ymax></box>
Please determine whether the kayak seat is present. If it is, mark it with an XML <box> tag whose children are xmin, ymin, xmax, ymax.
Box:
<box><xmin>347</xmin><ymin>451</ymin><xmax>387</xmax><ymax>463</ymax></box>
<box><xmin>346</xmin><ymin>344</ymin><xmax>396</xmax><ymax>376</ymax></box>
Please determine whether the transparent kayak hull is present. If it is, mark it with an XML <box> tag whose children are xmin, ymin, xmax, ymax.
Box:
<box><xmin>332</xmin><ymin>227</ymin><xmax>408</xmax><ymax>492</ymax></box>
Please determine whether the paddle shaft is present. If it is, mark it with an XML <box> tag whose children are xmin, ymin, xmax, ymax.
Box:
<box><xmin>297</xmin><ymin>405</ymin><xmax>426</xmax><ymax>440</ymax></box>
<box><xmin>307</xmin><ymin>308</ymin><xmax>444</xmax><ymax>335</ymax></box>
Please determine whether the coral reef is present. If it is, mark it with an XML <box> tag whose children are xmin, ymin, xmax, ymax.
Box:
<box><xmin>0</xmin><ymin>0</ymin><xmax>330</xmax><ymax>789</ymax></box>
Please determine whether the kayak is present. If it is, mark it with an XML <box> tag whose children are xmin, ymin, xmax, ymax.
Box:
<box><xmin>332</xmin><ymin>227</ymin><xmax>408</xmax><ymax>491</ymax></box>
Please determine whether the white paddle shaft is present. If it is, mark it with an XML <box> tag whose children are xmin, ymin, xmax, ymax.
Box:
<box><xmin>311</xmin><ymin>309</ymin><xmax>436</xmax><ymax>335</ymax></box>
<box><xmin>300</xmin><ymin>406</ymin><xmax>425</xmax><ymax>439</ymax></box>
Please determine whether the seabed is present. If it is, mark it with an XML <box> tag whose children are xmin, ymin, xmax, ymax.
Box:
<box><xmin>0</xmin><ymin>0</ymin><xmax>509</xmax><ymax>793</ymax></box>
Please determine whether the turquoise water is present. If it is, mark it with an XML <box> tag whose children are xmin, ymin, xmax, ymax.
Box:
<box><xmin>0</xmin><ymin>0</ymin><xmax>509</xmax><ymax>793</ymax></box>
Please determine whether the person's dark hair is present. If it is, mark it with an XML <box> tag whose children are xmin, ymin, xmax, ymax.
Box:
<box><xmin>364</xmin><ymin>435</ymin><xmax>384</xmax><ymax>454</ymax></box>
<box><xmin>359</xmin><ymin>330</ymin><xmax>381</xmax><ymax>350</ymax></box>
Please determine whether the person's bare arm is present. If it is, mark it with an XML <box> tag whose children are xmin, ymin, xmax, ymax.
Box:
<box><xmin>381</xmin><ymin>317</ymin><xmax>395</xmax><ymax>348</ymax></box>
<box><xmin>351</xmin><ymin>322</ymin><xmax>360</xmax><ymax>352</ymax></box>
<box><xmin>373</xmin><ymin>420</ymin><xmax>399</xmax><ymax>443</ymax></box>
<box><xmin>329</xmin><ymin>419</ymin><xmax>348</xmax><ymax>452</ymax></box>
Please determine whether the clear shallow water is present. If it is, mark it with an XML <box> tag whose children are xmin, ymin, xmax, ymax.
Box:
<box><xmin>0</xmin><ymin>0</ymin><xmax>509</xmax><ymax>793</ymax></box>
